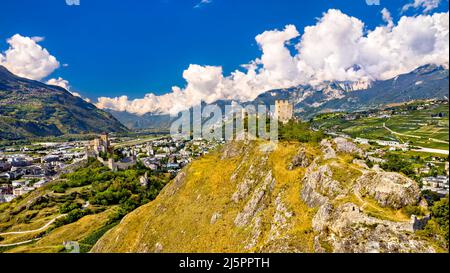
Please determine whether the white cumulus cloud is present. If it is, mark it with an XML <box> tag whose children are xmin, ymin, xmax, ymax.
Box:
<box><xmin>381</xmin><ymin>8</ymin><xmax>394</xmax><ymax>28</ymax></box>
<box><xmin>96</xmin><ymin>9</ymin><xmax>449</xmax><ymax>116</ymax></box>
<box><xmin>0</xmin><ymin>34</ymin><xmax>60</xmax><ymax>80</ymax></box>
<box><xmin>47</xmin><ymin>77</ymin><xmax>70</xmax><ymax>90</ymax></box>
<box><xmin>46</xmin><ymin>77</ymin><xmax>91</xmax><ymax>102</ymax></box>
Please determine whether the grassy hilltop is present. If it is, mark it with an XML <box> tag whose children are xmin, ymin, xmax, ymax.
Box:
<box><xmin>92</xmin><ymin>137</ymin><xmax>448</xmax><ymax>253</ymax></box>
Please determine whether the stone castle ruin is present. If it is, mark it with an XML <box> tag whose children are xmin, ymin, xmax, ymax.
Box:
<box><xmin>86</xmin><ymin>133</ymin><xmax>137</xmax><ymax>171</ymax></box>
<box><xmin>275</xmin><ymin>100</ymin><xmax>294</xmax><ymax>124</ymax></box>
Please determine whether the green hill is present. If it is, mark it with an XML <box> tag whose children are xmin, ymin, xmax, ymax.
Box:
<box><xmin>0</xmin><ymin>159</ymin><xmax>169</xmax><ymax>253</ymax></box>
<box><xmin>0</xmin><ymin>65</ymin><xmax>128</xmax><ymax>140</ymax></box>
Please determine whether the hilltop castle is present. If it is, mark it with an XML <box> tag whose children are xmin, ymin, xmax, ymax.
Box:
<box><xmin>87</xmin><ymin>133</ymin><xmax>112</xmax><ymax>157</ymax></box>
<box><xmin>86</xmin><ymin>133</ymin><xmax>136</xmax><ymax>171</ymax></box>
<box><xmin>275</xmin><ymin>100</ymin><xmax>293</xmax><ymax>124</ymax></box>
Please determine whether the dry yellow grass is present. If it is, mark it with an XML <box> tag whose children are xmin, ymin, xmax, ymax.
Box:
<box><xmin>266</xmin><ymin>142</ymin><xmax>317</xmax><ymax>252</ymax></box>
<box><xmin>92</xmin><ymin>141</ymin><xmax>321</xmax><ymax>253</ymax></box>
<box><xmin>27</xmin><ymin>140</ymin><xmax>422</xmax><ymax>253</ymax></box>
<box><xmin>6</xmin><ymin>208</ymin><xmax>115</xmax><ymax>253</ymax></box>
<box><xmin>92</xmin><ymin>145</ymin><xmax>253</xmax><ymax>252</ymax></box>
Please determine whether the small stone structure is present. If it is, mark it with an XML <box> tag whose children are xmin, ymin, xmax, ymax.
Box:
<box><xmin>275</xmin><ymin>100</ymin><xmax>293</xmax><ymax>124</ymax></box>
<box><xmin>411</xmin><ymin>214</ymin><xmax>431</xmax><ymax>231</ymax></box>
<box><xmin>86</xmin><ymin>133</ymin><xmax>137</xmax><ymax>171</ymax></box>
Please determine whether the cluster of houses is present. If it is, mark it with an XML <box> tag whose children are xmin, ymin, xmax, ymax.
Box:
<box><xmin>1</xmin><ymin>132</ymin><xmax>225</xmax><ymax>203</ymax></box>
<box><xmin>136</xmin><ymin>137</ymin><xmax>223</xmax><ymax>174</ymax></box>
<box><xmin>341</xmin><ymin>99</ymin><xmax>448</xmax><ymax>122</ymax></box>
<box><xmin>85</xmin><ymin>133</ymin><xmax>222</xmax><ymax>173</ymax></box>
<box><xmin>0</xmin><ymin>141</ymin><xmax>87</xmax><ymax>203</ymax></box>
<box><xmin>422</xmin><ymin>175</ymin><xmax>449</xmax><ymax>196</ymax></box>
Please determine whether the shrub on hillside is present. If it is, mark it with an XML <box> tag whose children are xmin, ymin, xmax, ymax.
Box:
<box><xmin>279</xmin><ymin>121</ymin><xmax>325</xmax><ymax>143</ymax></box>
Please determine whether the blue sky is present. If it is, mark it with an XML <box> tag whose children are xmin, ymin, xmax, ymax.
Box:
<box><xmin>0</xmin><ymin>0</ymin><xmax>448</xmax><ymax>102</ymax></box>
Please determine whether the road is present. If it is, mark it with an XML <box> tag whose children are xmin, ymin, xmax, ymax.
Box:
<box><xmin>0</xmin><ymin>238</ymin><xmax>40</xmax><ymax>248</ymax></box>
<box><xmin>383</xmin><ymin>122</ymin><xmax>449</xmax><ymax>144</ymax></box>
<box><xmin>0</xmin><ymin>214</ymin><xmax>67</xmax><ymax>236</ymax></box>
<box><xmin>0</xmin><ymin>214</ymin><xmax>67</xmax><ymax>248</ymax></box>
<box><xmin>113</xmin><ymin>136</ymin><xmax>163</xmax><ymax>148</ymax></box>
<box><xmin>412</xmin><ymin>147</ymin><xmax>449</xmax><ymax>155</ymax></box>
<box><xmin>383</xmin><ymin>122</ymin><xmax>420</xmax><ymax>139</ymax></box>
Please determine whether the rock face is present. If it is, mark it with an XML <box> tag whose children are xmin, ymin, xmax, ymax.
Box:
<box><xmin>301</xmin><ymin>137</ymin><xmax>433</xmax><ymax>253</ymax></box>
<box><xmin>234</xmin><ymin>170</ymin><xmax>275</xmax><ymax>227</ymax></box>
<box><xmin>221</xmin><ymin>141</ymin><xmax>247</xmax><ymax>160</ymax></box>
<box><xmin>301</xmin><ymin>163</ymin><xmax>344</xmax><ymax>208</ymax></box>
<box><xmin>288</xmin><ymin>148</ymin><xmax>313</xmax><ymax>170</ymax></box>
<box><xmin>333</xmin><ymin>137</ymin><xmax>363</xmax><ymax>155</ymax></box>
<box><xmin>356</xmin><ymin>172</ymin><xmax>420</xmax><ymax>209</ymax></box>
<box><xmin>210</xmin><ymin>212</ymin><xmax>222</xmax><ymax>225</ymax></box>
<box><xmin>320</xmin><ymin>139</ymin><xmax>336</xmax><ymax>160</ymax></box>
<box><xmin>313</xmin><ymin>203</ymin><xmax>434</xmax><ymax>253</ymax></box>
<box><xmin>92</xmin><ymin>140</ymin><xmax>436</xmax><ymax>253</ymax></box>
<box><xmin>164</xmin><ymin>170</ymin><xmax>187</xmax><ymax>197</ymax></box>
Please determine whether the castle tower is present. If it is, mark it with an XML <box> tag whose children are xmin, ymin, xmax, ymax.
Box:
<box><xmin>275</xmin><ymin>100</ymin><xmax>293</xmax><ymax>124</ymax></box>
<box><xmin>100</xmin><ymin>133</ymin><xmax>110</xmax><ymax>150</ymax></box>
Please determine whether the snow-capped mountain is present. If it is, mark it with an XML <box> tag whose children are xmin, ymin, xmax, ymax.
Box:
<box><xmin>109</xmin><ymin>64</ymin><xmax>448</xmax><ymax>129</ymax></box>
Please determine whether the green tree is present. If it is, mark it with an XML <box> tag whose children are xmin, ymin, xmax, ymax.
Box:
<box><xmin>380</xmin><ymin>154</ymin><xmax>414</xmax><ymax>176</ymax></box>
<box><xmin>431</xmin><ymin>197</ymin><xmax>449</xmax><ymax>242</ymax></box>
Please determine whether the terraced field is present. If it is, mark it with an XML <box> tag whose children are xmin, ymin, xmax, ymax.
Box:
<box><xmin>313</xmin><ymin>102</ymin><xmax>449</xmax><ymax>151</ymax></box>
<box><xmin>385</xmin><ymin>104</ymin><xmax>449</xmax><ymax>149</ymax></box>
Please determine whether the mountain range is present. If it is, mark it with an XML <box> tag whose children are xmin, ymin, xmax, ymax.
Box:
<box><xmin>109</xmin><ymin>64</ymin><xmax>449</xmax><ymax>129</ymax></box>
<box><xmin>1</xmin><ymin>64</ymin><xmax>448</xmax><ymax>139</ymax></box>
<box><xmin>0</xmin><ymin>65</ymin><xmax>127</xmax><ymax>140</ymax></box>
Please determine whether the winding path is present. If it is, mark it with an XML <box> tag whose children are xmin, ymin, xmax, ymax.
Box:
<box><xmin>0</xmin><ymin>214</ymin><xmax>66</xmax><ymax>236</ymax></box>
<box><xmin>0</xmin><ymin>238</ymin><xmax>40</xmax><ymax>248</ymax></box>
<box><xmin>383</xmin><ymin>122</ymin><xmax>449</xmax><ymax>144</ymax></box>
<box><xmin>383</xmin><ymin>123</ymin><xmax>420</xmax><ymax>139</ymax></box>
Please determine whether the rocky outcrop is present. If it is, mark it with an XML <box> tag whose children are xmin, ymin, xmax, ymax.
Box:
<box><xmin>92</xmin><ymin>140</ymin><xmax>437</xmax><ymax>253</ymax></box>
<box><xmin>267</xmin><ymin>193</ymin><xmax>293</xmax><ymax>242</ymax></box>
<box><xmin>210</xmin><ymin>212</ymin><xmax>222</xmax><ymax>225</ymax></box>
<box><xmin>234</xmin><ymin>170</ymin><xmax>275</xmax><ymax>227</ymax></box>
<box><xmin>221</xmin><ymin>140</ymin><xmax>248</xmax><ymax>159</ymax></box>
<box><xmin>288</xmin><ymin>148</ymin><xmax>313</xmax><ymax>170</ymax></box>
<box><xmin>302</xmin><ymin>139</ymin><xmax>432</xmax><ymax>253</ymax></box>
<box><xmin>313</xmin><ymin>203</ymin><xmax>434</xmax><ymax>253</ymax></box>
<box><xmin>154</xmin><ymin>242</ymin><xmax>163</xmax><ymax>253</ymax></box>
<box><xmin>333</xmin><ymin>137</ymin><xmax>363</xmax><ymax>155</ymax></box>
<box><xmin>356</xmin><ymin>172</ymin><xmax>420</xmax><ymax>209</ymax></box>
<box><xmin>231</xmin><ymin>154</ymin><xmax>269</xmax><ymax>203</ymax></box>
<box><xmin>244</xmin><ymin>216</ymin><xmax>262</xmax><ymax>250</ymax></box>
<box><xmin>301</xmin><ymin>164</ymin><xmax>345</xmax><ymax>207</ymax></box>
<box><xmin>320</xmin><ymin>139</ymin><xmax>336</xmax><ymax>160</ymax></box>
<box><xmin>312</xmin><ymin>202</ymin><xmax>333</xmax><ymax>232</ymax></box>
<box><xmin>352</xmin><ymin>159</ymin><xmax>369</xmax><ymax>169</ymax></box>
<box><xmin>163</xmin><ymin>170</ymin><xmax>186</xmax><ymax>197</ymax></box>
